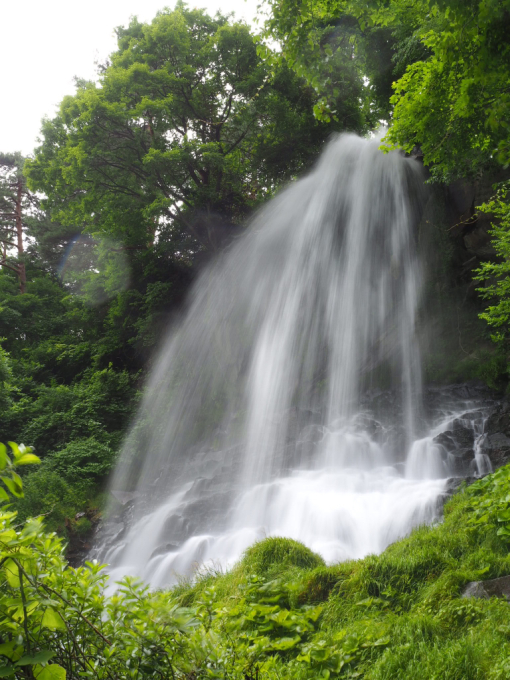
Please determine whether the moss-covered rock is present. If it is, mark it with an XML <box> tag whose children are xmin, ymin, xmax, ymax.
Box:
<box><xmin>239</xmin><ymin>536</ymin><xmax>325</xmax><ymax>578</ymax></box>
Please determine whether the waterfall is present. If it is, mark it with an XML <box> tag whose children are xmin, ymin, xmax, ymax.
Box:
<box><xmin>99</xmin><ymin>133</ymin><xmax>467</xmax><ymax>588</ymax></box>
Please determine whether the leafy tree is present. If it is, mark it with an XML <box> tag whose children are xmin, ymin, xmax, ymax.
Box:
<box><xmin>26</xmin><ymin>3</ymin><xmax>341</xmax><ymax>259</ymax></box>
<box><xmin>382</xmin><ymin>0</ymin><xmax>510</xmax><ymax>182</ymax></box>
<box><xmin>0</xmin><ymin>344</ymin><xmax>12</xmax><ymax>413</ymax></box>
<box><xmin>0</xmin><ymin>153</ymin><xmax>35</xmax><ymax>293</ymax></box>
<box><xmin>475</xmin><ymin>182</ymin><xmax>510</xmax><ymax>341</ymax></box>
<box><xmin>263</xmin><ymin>0</ymin><xmax>510</xmax><ymax>182</ymax></box>
<box><xmin>23</xmin><ymin>3</ymin><xmax>343</xmax><ymax>386</ymax></box>
<box><xmin>260</xmin><ymin>0</ymin><xmax>422</xmax><ymax>127</ymax></box>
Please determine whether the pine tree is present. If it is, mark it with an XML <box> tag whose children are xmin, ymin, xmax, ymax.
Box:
<box><xmin>0</xmin><ymin>153</ymin><xmax>34</xmax><ymax>293</ymax></box>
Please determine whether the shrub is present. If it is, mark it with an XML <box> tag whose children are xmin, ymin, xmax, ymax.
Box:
<box><xmin>239</xmin><ymin>537</ymin><xmax>325</xmax><ymax>578</ymax></box>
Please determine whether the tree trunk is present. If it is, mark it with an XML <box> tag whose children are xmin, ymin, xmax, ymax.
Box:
<box><xmin>15</xmin><ymin>178</ymin><xmax>25</xmax><ymax>293</ymax></box>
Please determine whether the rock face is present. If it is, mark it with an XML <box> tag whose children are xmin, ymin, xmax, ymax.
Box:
<box><xmin>89</xmin><ymin>381</ymin><xmax>510</xmax><ymax>569</ymax></box>
<box><xmin>483</xmin><ymin>401</ymin><xmax>510</xmax><ymax>470</ymax></box>
<box><xmin>462</xmin><ymin>575</ymin><xmax>510</xmax><ymax>601</ymax></box>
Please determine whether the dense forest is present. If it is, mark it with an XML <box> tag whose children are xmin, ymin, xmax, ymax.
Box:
<box><xmin>1</xmin><ymin>0</ymin><xmax>510</xmax><ymax>677</ymax></box>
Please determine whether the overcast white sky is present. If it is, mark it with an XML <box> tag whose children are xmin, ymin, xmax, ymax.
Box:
<box><xmin>1</xmin><ymin>0</ymin><xmax>261</xmax><ymax>156</ymax></box>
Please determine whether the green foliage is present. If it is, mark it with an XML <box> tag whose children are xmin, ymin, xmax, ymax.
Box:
<box><xmin>3</xmin><ymin>439</ymin><xmax>510</xmax><ymax>679</ymax></box>
<box><xmin>0</xmin><ymin>263</ymin><xmax>139</xmax><ymax>532</ymax></box>
<box><xmin>465</xmin><ymin>464</ymin><xmax>510</xmax><ymax>543</ymax></box>
<box><xmin>13</xmin><ymin>470</ymin><xmax>91</xmax><ymax>530</ymax></box>
<box><xmin>0</xmin><ymin>344</ymin><xmax>12</xmax><ymax>412</ymax></box>
<box><xmin>11</xmin><ymin>436</ymin><xmax>116</xmax><ymax>532</ymax></box>
<box><xmin>26</xmin><ymin>4</ymin><xmax>340</xmax><ymax>261</ymax></box>
<box><xmin>475</xmin><ymin>182</ymin><xmax>510</xmax><ymax>339</ymax></box>
<box><xmin>45</xmin><ymin>438</ymin><xmax>115</xmax><ymax>482</ymax></box>
<box><xmin>261</xmin><ymin>0</ymin><xmax>392</xmax><ymax>129</ymax></box>
<box><xmin>264</xmin><ymin>0</ymin><xmax>510</xmax><ymax>182</ymax></box>
<box><xmin>0</xmin><ymin>442</ymin><xmax>40</xmax><ymax>502</ymax></box>
<box><xmin>382</xmin><ymin>0</ymin><xmax>510</xmax><ymax>182</ymax></box>
<box><xmin>239</xmin><ymin>537</ymin><xmax>325</xmax><ymax>578</ymax></box>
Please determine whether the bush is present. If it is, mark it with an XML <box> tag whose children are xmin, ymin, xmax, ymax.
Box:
<box><xmin>14</xmin><ymin>469</ymin><xmax>91</xmax><ymax>528</ymax></box>
<box><xmin>239</xmin><ymin>537</ymin><xmax>325</xmax><ymax>578</ymax></box>
<box><xmin>46</xmin><ymin>437</ymin><xmax>116</xmax><ymax>482</ymax></box>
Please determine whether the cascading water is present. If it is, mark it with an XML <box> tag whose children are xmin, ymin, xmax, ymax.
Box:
<box><xmin>98</xmin><ymin>134</ymin><xmax>490</xmax><ymax>589</ymax></box>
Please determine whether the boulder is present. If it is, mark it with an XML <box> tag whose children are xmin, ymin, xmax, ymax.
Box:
<box><xmin>433</xmin><ymin>431</ymin><xmax>456</xmax><ymax>452</ymax></box>
<box><xmin>447</xmin><ymin>448</ymin><xmax>475</xmax><ymax>475</ymax></box>
<box><xmin>462</xmin><ymin>575</ymin><xmax>510</xmax><ymax>601</ymax></box>
<box><xmin>485</xmin><ymin>404</ymin><xmax>510</xmax><ymax>439</ymax></box>
<box><xmin>480</xmin><ymin>430</ymin><xmax>510</xmax><ymax>469</ymax></box>
<box><xmin>450</xmin><ymin>419</ymin><xmax>475</xmax><ymax>448</ymax></box>
<box><xmin>150</xmin><ymin>542</ymin><xmax>180</xmax><ymax>560</ymax></box>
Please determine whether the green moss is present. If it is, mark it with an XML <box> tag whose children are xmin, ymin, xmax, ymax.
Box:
<box><xmin>239</xmin><ymin>536</ymin><xmax>325</xmax><ymax>578</ymax></box>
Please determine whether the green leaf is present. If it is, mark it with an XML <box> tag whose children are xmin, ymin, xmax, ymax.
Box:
<box><xmin>496</xmin><ymin>509</ymin><xmax>510</xmax><ymax>522</ymax></box>
<box><xmin>1</xmin><ymin>475</ymin><xmax>23</xmax><ymax>498</ymax></box>
<box><xmin>15</xmin><ymin>454</ymin><xmax>41</xmax><ymax>466</ymax></box>
<box><xmin>271</xmin><ymin>636</ymin><xmax>301</xmax><ymax>650</ymax></box>
<box><xmin>3</xmin><ymin>559</ymin><xmax>20</xmax><ymax>588</ymax></box>
<box><xmin>41</xmin><ymin>608</ymin><xmax>66</xmax><ymax>630</ymax></box>
<box><xmin>0</xmin><ymin>444</ymin><xmax>7</xmax><ymax>471</ymax></box>
<box><xmin>34</xmin><ymin>665</ymin><xmax>66</xmax><ymax>680</ymax></box>
<box><xmin>16</xmin><ymin>651</ymin><xmax>54</xmax><ymax>666</ymax></box>
<box><xmin>0</xmin><ymin>667</ymin><xmax>15</xmax><ymax>678</ymax></box>
<box><xmin>7</xmin><ymin>443</ymin><xmax>23</xmax><ymax>460</ymax></box>
<box><xmin>0</xmin><ymin>642</ymin><xmax>16</xmax><ymax>661</ymax></box>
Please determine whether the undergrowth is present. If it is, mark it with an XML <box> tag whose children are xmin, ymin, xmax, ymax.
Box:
<box><xmin>2</xmin><ymin>449</ymin><xmax>510</xmax><ymax>678</ymax></box>
<box><xmin>169</xmin><ymin>468</ymin><xmax>510</xmax><ymax>678</ymax></box>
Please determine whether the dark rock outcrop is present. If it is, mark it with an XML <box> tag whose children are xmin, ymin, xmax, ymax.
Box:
<box><xmin>483</xmin><ymin>401</ymin><xmax>510</xmax><ymax>469</ymax></box>
<box><xmin>462</xmin><ymin>575</ymin><xmax>510</xmax><ymax>601</ymax></box>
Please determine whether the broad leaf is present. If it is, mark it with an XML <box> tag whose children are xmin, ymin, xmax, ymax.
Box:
<box><xmin>15</xmin><ymin>454</ymin><xmax>41</xmax><ymax>466</ymax></box>
<box><xmin>16</xmin><ymin>651</ymin><xmax>54</xmax><ymax>666</ymax></box>
<box><xmin>34</xmin><ymin>665</ymin><xmax>66</xmax><ymax>680</ymax></box>
<box><xmin>41</xmin><ymin>608</ymin><xmax>66</xmax><ymax>630</ymax></box>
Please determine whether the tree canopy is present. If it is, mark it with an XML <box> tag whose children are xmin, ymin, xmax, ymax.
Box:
<box><xmin>26</xmin><ymin>2</ymin><xmax>343</xmax><ymax>257</ymax></box>
<box><xmin>263</xmin><ymin>0</ymin><xmax>510</xmax><ymax>182</ymax></box>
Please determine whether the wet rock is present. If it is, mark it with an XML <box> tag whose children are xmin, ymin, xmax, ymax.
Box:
<box><xmin>353</xmin><ymin>414</ymin><xmax>385</xmax><ymax>439</ymax></box>
<box><xmin>445</xmin><ymin>476</ymin><xmax>478</xmax><ymax>497</ymax></box>
<box><xmin>295</xmin><ymin>424</ymin><xmax>324</xmax><ymax>462</ymax></box>
<box><xmin>433</xmin><ymin>431</ymin><xmax>456</xmax><ymax>452</ymax></box>
<box><xmin>433</xmin><ymin>423</ymin><xmax>475</xmax><ymax>475</ymax></box>
<box><xmin>110</xmin><ymin>489</ymin><xmax>140</xmax><ymax>506</ymax></box>
<box><xmin>184</xmin><ymin>476</ymin><xmax>226</xmax><ymax>500</ymax></box>
<box><xmin>160</xmin><ymin>490</ymin><xmax>233</xmax><ymax>544</ymax></box>
<box><xmin>100</xmin><ymin>521</ymin><xmax>126</xmax><ymax>544</ymax></box>
<box><xmin>450</xmin><ymin>420</ymin><xmax>475</xmax><ymax>448</ymax></box>
<box><xmin>194</xmin><ymin>455</ymin><xmax>223</xmax><ymax>478</ymax></box>
<box><xmin>463</xmin><ymin>224</ymin><xmax>497</xmax><ymax>259</ymax></box>
<box><xmin>462</xmin><ymin>575</ymin><xmax>510</xmax><ymax>601</ymax></box>
<box><xmin>447</xmin><ymin>448</ymin><xmax>475</xmax><ymax>475</ymax></box>
<box><xmin>459</xmin><ymin>410</ymin><xmax>484</xmax><ymax>422</ymax></box>
<box><xmin>482</xmin><ymin>432</ymin><xmax>510</xmax><ymax>469</ymax></box>
<box><xmin>286</xmin><ymin>406</ymin><xmax>322</xmax><ymax>443</ymax></box>
<box><xmin>150</xmin><ymin>542</ymin><xmax>180</xmax><ymax>560</ymax></box>
<box><xmin>488</xmin><ymin>433</ymin><xmax>510</xmax><ymax>449</ymax></box>
<box><xmin>160</xmin><ymin>514</ymin><xmax>191</xmax><ymax>544</ymax></box>
<box><xmin>485</xmin><ymin>405</ymin><xmax>510</xmax><ymax>439</ymax></box>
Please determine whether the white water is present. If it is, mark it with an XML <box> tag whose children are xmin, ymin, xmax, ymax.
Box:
<box><xmin>99</xmin><ymin>134</ymin><xmax>491</xmax><ymax>588</ymax></box>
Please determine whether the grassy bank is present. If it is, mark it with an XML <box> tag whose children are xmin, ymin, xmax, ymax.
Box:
<box><xmin>2</xmin><ymin>462</ymin><xmax>510</xmax><ymax>678</ymax></box>
<box><xmin>166</xmin><ymin>466</ymin><xmax>510</xmax><ymax>679</ymax></box>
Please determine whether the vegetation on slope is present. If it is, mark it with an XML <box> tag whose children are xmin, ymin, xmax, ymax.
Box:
<box><xmin>2</xmin><ymin>443</ymin><xmax>510</xmax><ymax>679</ymax></box>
